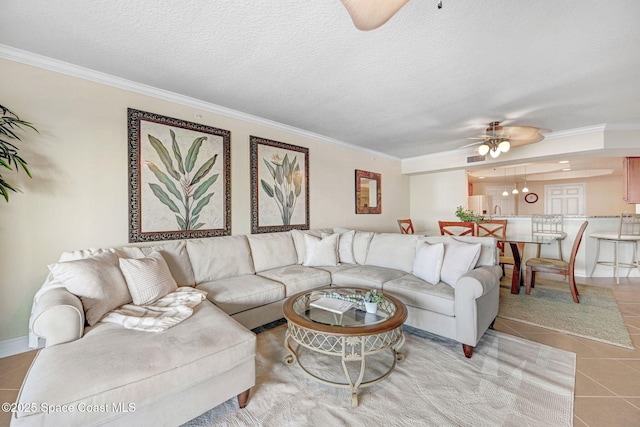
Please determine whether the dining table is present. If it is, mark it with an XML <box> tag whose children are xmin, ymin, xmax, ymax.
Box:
<box><xmin>499</xmin><ymin>234</ymin><xmax>558</xmax><ymax>294</ymax></box>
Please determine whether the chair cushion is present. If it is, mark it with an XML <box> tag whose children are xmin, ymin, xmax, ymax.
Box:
<box><xmin>525</xmin><ymin>257</ymin><xmax>569</xmax><ymax>270</ymax></box>
<box><xmin>197</xmin><ymin>275</ymin><xmax>285</xmax><ymax>315</ymax></box>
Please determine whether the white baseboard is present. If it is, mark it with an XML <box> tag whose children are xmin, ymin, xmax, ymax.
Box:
<box><xmin>0</xmin><ymin>335</ymin><xmax>42</xmax><ymax>359</ymax></box>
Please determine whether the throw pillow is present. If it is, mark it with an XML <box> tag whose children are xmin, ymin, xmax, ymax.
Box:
<box><xmin>335</xmin><ymin>229</ymin><xmax>356</xmax><ymax>264</ymax></box>
<box><xmin>440</xmin><ymin>241</ymin><xmax>482</xmax><ymax>288</ymax></box>
<box><xmin>48</xmin><ymin>252</ymin><xmax>132</xmax><ymax>326</ymax></box>
<box><xmin>119</xmin><ymin>251</ymin><xmax>178</xmax><ymax>305</ymax></box>
<box><xmin>413</xmin><ymin>241</ymin><xmax>445</xmax><ymax>285</ymax></box>
<box><xmin>302</xmin><ymin>233</ymin><xmax>339</xmax><ymax>267</ymax></box>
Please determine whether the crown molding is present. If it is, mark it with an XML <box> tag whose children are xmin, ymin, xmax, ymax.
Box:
<box><xmin>0</xmin><ymin>44</ymin><xmax>398</xmax><ymax>161</ymax></box>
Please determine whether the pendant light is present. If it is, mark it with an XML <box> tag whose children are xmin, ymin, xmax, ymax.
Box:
<box><xmin>512</xmin><ymin>167</ymin><xmax>519</xmax><ymax>194</ymax></box>
<box><xmin>522</xmin><ymin>165</ymin><xmax>529</xmax><ymax>193</ymax></box>
<box><xmin>502</xmin><ymin>169</ymin><xmax>509</xmax><ymax>196</ymax></box>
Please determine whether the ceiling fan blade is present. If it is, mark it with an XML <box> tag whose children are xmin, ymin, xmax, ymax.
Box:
<box><xmin>458</xmin><ymin>141</ymin><xmax>483</xmax><ymax>149</ymax></box>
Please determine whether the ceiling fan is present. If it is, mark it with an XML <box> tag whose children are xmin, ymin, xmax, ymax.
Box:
<box><xmin>464</xmin><ymin>121</ymin><xmax>546</xmax><ymax>159</ymax></box>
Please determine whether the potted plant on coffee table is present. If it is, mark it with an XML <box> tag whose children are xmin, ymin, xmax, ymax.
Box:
<box><xmin>364</xmin><ymin>289</ymin><xmax>384</xmax><ymax>314</ymax></box>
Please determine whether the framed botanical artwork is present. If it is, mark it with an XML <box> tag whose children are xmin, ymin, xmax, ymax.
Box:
<box><xmin>127</xmin><ymin>108</ymin><xmax>231</xmax><ymax>242</ymax></box>
<box><xmin>250</xmin><ymin>136</ymin><xmax>309</xmax><ymax>234</ymax></box>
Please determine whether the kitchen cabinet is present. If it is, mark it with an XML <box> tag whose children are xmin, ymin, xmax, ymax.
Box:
<box><xmin>623</xmin><ymin>157</ymin><xmax>640</xmax><ymax>203</ymax></box>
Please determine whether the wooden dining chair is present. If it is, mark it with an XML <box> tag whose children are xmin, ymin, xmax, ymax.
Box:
<box><xmin>438</xmin><ymin>221</ymin><xmax>475</xmax><ymax>236</ymax></box>
<box><xmin>397</xmin><ymin>219</ymin><xmax>415</xmax><ymax>234</ymax></box>
<box><xmin>477</xmin><ymin>219</ymin><xmax>513</xmax><ymax>274</ymax></box>
<box><xmin>525</xmin><ymin>221</ymin><xmax>588</xmax><ymax>303</ymax></box>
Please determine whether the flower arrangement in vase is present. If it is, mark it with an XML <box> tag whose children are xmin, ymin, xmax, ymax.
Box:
<box><xmin>364</xmin><ymin>289</ymin><xmax>384</xmax><ymax>313</ymax></box>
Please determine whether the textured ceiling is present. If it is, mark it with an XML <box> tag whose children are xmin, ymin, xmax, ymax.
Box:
<box><xmin>1</xmin><ymin>0</ymin><xmax>640</xmax><ymax>159</ymax></box>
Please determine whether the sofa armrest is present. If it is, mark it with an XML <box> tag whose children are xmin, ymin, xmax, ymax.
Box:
<box><xmin>455</xmin><ymin>265</ymin><xmax>502</xmax><ymax>300</ymax></box>
<box><xmin>31</xmin><ymin>288</ymin><xmax>84</xmax><ymax>347</ymax></box>
<box><xmin>454</xmin><ymin>265</ymin><xmax>502</xmax><ymax>347</ymax></box>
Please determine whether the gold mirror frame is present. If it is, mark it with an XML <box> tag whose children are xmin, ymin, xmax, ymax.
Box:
<box><xmin>355</xmin><ymin>169</ymin><xmax>381</xmax><ymax>214</ymax></box>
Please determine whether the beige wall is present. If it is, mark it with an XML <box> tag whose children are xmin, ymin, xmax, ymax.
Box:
<box><xmin>0</xmin><ymin>59</ymin><xmax>409</xmax><ymax>342</ymax></box>
<box><xmin>409</xmin><ymin>169</ymin><xmax>468</xmax><ymax>235</ymax></box>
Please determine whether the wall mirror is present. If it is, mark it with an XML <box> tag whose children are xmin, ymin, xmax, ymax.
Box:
<box><xmin>355</xmin><ymin>169</ymin><xmax>381</xmax><ymax>214</ymax></box>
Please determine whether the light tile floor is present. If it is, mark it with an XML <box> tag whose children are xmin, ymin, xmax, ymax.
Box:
<box><xmin>1</xmin><ymin>276</ymin><xmax>639</xmax><ymax>427</ymax></box>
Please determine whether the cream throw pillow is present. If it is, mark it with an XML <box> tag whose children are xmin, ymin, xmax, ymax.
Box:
<box><xmin>413</xmin><ymin>241</ymin><xmax>445</xmax><ymax>285</ymax></box>
<box><xmin>303</xmin><ymin>233</ymin><xmax>339</xmax><ymax>267</ymax></box>
<box><xmin>48</xmin><ymin>252</ymin><xmax>131</xmax><ymax>326</ymax></box>
<box><xmin>119</xmin><ymin>251</ymin><xmax>178</xmax><ymax>305</ymax></box>
<box><xmin>334</xmin><ymin>229</ymin><xmax>356</xmax><ymax>264</ymax></box>
<box><xmin>440</xmin><ymin>240</ymin><xmax>482</xmax><ymax>288</ymax></box>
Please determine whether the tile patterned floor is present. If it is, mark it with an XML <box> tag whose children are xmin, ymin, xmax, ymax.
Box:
<box><xmin>1</xmin><ymin>276</ymin><xmax>639</xmax><ymax>427</ymax></box>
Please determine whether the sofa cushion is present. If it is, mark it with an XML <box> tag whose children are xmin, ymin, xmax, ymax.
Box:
<box><xmin>352</xmin><ymin>231</ymin><xmax>375</xmax><ymax>265</ymax></box>
<box><xmin>196</xmin><ymin>275</ymin><xmax>285</xmax><ymax>315</ymax></box>
<box><xmin>303</xmin><ymin>233</ymin><xmax>339</xmax><ymax>266</ymax></box>
<box><xmin>413</xmin><ymin>242</ymin><xmax>445</xmax><ymax>285</ymax></box>
<box><xmin>365</xmin><ymin>233</ymin><xmax>418</xmax><ymax>273</ymax></box>
<box><xmin>247</xmin><ymin>232</ymin><xmax>298</xmax><ymax>272</ymax></box>
<box><xmin>331</xmin><ymin>229</ymin><xmax>356</xmax><ymax>264</ymax></box>
<box><xmin>331</xmin><ymin>265</ymin><xmax>406</xmax><ymax>288</ymax></box>
<box><xmin>58</xmin><ymin>246</ymin><xmax>146</xmax><ymax>262</ymax></box>
<box><xmin>48</xmin><ymin>252</ymin><xmax>131</xmax><ymax>326</ymax></box>
<box><xmin>119</xmin><ymin>252</ymin><xmax>178</xmax><ymax>305</ymax></box>
<box><xmin>186</xmin><ymin>235</ymin><xmax>255</xmax><ymax>282</ymax></box>
<box><xmin>440</xmin><ymin>240</ymin><xmax>482</xmax><ymax>288</ymax></box>
<box><xmin>383</xmin><ymin>274</ymin><xmax>455</xmax><ymax>317</ymax></box>
<box><xmin>144</xmin><ymin>240</ymin><xmax>196</xmax><ymax>287</ymax></box>
<box><xmin>258</xmin><ymin>265</ymin><xmax>331</xmax><ymax>296</ymax></box>
<box><xmin>14</xmin><ymin>301</ymin><xmax>255</xmax><ymax>425</ymax></box>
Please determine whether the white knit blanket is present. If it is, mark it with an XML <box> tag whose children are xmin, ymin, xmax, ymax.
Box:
<box><xmin>100</xmin><ymin>287</ymin><xmax>207</xmax><ymax>332</ymax></box>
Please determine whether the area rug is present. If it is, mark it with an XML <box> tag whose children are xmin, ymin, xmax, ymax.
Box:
<box><xmin>499</xmin><ymin>275</ymin><xmax>634</xmax><ymax>349</ymax></box>
<box><xmin>184</xmin><ymin>324</ymin><xmax>575</xmax><ymax>427</ymax></box>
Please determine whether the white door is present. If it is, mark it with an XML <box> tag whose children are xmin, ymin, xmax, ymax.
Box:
<box><xmin>544</xmin><ymin>183</ymin><xmax>585</xmax><ymax>215</ymax></box>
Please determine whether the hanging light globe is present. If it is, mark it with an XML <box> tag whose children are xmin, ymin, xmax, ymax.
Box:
<box><xmin>478</xmin><ymin>144</ymin><xmax>490</xmax><ymax>156</ymax></box>
<box><xmin>498</xmin><ymin>140</ymin><xmax>510</xmax><ymax>153</ymax></box>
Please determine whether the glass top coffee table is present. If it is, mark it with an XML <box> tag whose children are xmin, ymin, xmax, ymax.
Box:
<box><xmin>282</xmin><ymin>287</ymin><xmax>407</xmax><ymax>407</ymax></box>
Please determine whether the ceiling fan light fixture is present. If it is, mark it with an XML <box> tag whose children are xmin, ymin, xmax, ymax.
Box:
<box><xmin>478</xmin><ymin>144</ymin><xmax>490</xmax><ymax>156</ymax></box>
<box><xmin>489</xmin><ymin>148</ymin><xmax>501</xmax><ymax>158</ymax></box>
<box><xmin>339</xmin><ymin>0</ymin><xmax>410</xmax><ymax>31</ymax></box>
<box><xmin>498</xmin><ymin>140</ymin><xmax>510</xmax><ymax>153</ymax></box>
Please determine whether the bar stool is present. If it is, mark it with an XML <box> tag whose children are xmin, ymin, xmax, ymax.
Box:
<box><xmin>589</xmin><ymin>213</ymin><xmax>640</xmax><ymax>284</ymax></box>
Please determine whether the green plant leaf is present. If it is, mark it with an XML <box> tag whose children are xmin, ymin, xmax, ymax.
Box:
<box><xmin>283</xmin><ymin>154</ymin><xmax>290</xmax><ymax>182</ymax></box>
<box><xmin>275</xmin><ymin>186</ymin><xmax>284</xmax><ymax>205</ymax></box>
<box><xmin>192</xmin><ymin>222</ymin><xmax>205</xmax><ymax>230</ymax></box>
<box><xmin>14</xmin><ymin>157</ymin><xmax>31</xmax><ymax>177</ymax></box>
<box><xmin>146</xmin><ymin>161</ymin><xmax>181</xmax><ymax>200</ymax></box>
<box><xmin>276</xmin><ymin>165</ymin><xmax>284</xmax><ymax>185</ymax></box>
<box><xmin>148</xmin><ymin>134</ymin><xmax>180</xmax><ymax>180</ymax></box>
<box><xmin>288</xmin><ymin>190</ymin><xmax>294</xmax><ymax>207</ymax></box>
<box><xmin>194</xmin><ymin>173</ymin><xmax>219</xmax><ymax>200</ymax></box>
<box><xmin>176</xmin><ymin>215</ymin><xmax>186</xmax><ymax>230</ymax></box>
<box><xmin>170</xmin><ymin>129</ymin><xmax>185</xmax><ymax>175</ymax></box>
<box><xmin>0</xmin><ymin>158</ymin><xmax>10</xmax><ymax>170</ymax></box>
<box><xmin>261</xmin><ymin>179</ymin><xmax>274</xmax><ymax>197</ymax></box>
<box><xmin>185</xmin><ymin>136</ymin><xmax>207</xmax><ymax>172</ymax></box>
<box><xmin>190</xmin><ymin>215</ymin><xmax>200</xmax><ymax>225</ymax></box>
<box><xmin>0</xmin><ymin>185</ymin><xmax>8</xmax><ymax>202</ymax></box>
<box><xmin>263</xmin><ymin>158</ymin><xmax>276</xmax><ymax>179</ymax></box>
<box><xmin>192</xmin><ymin>192</ymin><xmax>214</xmax><ymax>217</ymax></box>
<box><xmin>190</xmin><ymin>154</ymin><xmax>218</xmax><ymax>186</ymax></box>
<box><xmin>149</xmin><ymin>183</ymin><xmax>181</xmax><ymax>213</ymax></box>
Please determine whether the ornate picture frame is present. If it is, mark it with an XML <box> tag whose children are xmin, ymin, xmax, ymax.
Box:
<box><xmin>355</xmin><ymin>169</ymin><xmax>381</xmax><ymax>214</ymax></box>
<box><xmin>250</xmin><ymin>136</ymin><xmax>309</xmax><ymax>234</ymax></box>
<box><xmin>127</xmin><ymin>108</ymin><xmax>231</xmax><ymax>242</ymax></box>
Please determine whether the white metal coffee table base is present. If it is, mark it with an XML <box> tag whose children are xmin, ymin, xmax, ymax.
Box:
<box><xmin>284</xmin><ymin>322</ymin><xmax>405</xmax><ymax>407</ymax></box>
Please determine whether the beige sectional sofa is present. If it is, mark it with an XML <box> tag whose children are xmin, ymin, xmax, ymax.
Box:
<box><xmin>14</xmin><ymin>229</ymin><xmax>501</xmax><ymax>426</ymax></box>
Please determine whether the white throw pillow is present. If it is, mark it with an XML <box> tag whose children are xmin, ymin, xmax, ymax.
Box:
<box><xmin>119</xmin><ymin>251</ymin><xmax>178</xmax><ymax>305</ymax></box>
<box><xmin>440</xmin><ymin>241</ymin><xmax>482</xmax><ymax>288</ymax></box>
<box><xmin>413</xmin><ymin>241</ymin><xmax>445</xmax><ymax>285</ymax></box>
<box><xmin>303</xmin><ymin>233</ymin><xmax>339</xmax><ymax>267</ymax></box>
<box><xmin>48</xmin><ymin>252</ymin><xmax>131</xmax><ymax>326</ymax></box>
<box><xmin>335</xmin><ymin>229</ymin><xmax>356</xmax><ymax>264</ymax></box>
<box><xmin>353</xmin><ymin>231</ymin><xmax>375</xmax><ymax>264</ymax></box>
